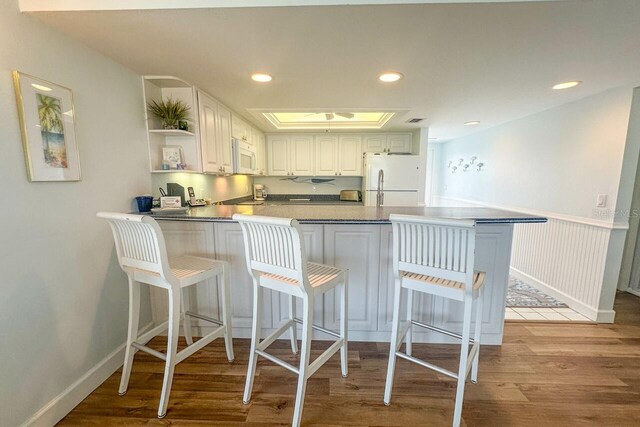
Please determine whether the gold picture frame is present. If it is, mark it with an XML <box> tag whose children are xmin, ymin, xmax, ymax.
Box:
<box><xmin>13</xmin><ymin>71</ymin><xmax>82</xmax><ymax>182</ymax></box>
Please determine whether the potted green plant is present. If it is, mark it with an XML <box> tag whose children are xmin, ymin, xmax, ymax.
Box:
<box><xmin>147</xmin><ymin>98</ymin><xmax>191</xmax><ymax>130</ymax></box>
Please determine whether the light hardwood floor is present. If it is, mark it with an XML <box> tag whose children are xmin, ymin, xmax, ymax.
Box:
<box><xmin>59</xmin><ymin>292</ymin><xmax>640</xmax><ymax>426</ymax></box>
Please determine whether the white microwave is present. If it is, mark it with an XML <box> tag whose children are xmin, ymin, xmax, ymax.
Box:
<box><xmin>232</xmin><ymin>138</ymin><xmax>257</xmax><ymax>175</ymax></box>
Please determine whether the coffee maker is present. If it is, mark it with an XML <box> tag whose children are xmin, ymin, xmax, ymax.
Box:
<box><xmin>253</xmin><ymin>184</ymin><xmax>266</xmax><ymax>201</ymax></box>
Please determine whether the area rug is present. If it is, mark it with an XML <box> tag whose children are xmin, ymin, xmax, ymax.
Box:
<box><xmin>507</xmin><ymin>276</ymin><xmax>568</xmax><ymax>308</ymax></box>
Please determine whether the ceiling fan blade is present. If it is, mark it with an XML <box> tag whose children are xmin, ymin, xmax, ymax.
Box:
<box><xmin>336</xmin><ymin>112</ymin><xmax>355</xmax><ymax>119</ymax></box>
<box><xmin>304</xmin><ymin>112</ymin><xmax>320</xmax><ymax>117</ymax></box>
<box><xmin>325</xmin><ymin>113</ymin><xmax>334</xmax><ymax>120</ymax></box>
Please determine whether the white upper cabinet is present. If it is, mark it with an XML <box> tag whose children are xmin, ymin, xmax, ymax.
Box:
<box><xmin>217</xmin><ymin>104</ymin><xmax>233</xmax><ymax>172</ymax></box>
<box><xmin>387</xmin><ymin>133</ymin><xmax>412</xmax><ymax>153</ymax></box>
<box><xmin>338</xmin><ymin>135</ymin><xmax>362</xmax><ymax>176</ymax></box>
<box><xmin>289</xmin><ymin>135</ymin><xmax>315</xmax><ymax>175</ymax></box>
<box><xmin>363</xmin><ymin>134</ymin><xmax>387</xmax><ymax>154</ymax></box>
<box><xmin>253</xmin><ymin>127</ymin><xmax>267</xmax><ymax>175</ymax></box>
<box><xmin>198</xmin><ymin>91</ymin><xmax>220</xmax><ymax>173</ymax></box>
<box><xmin>363</xmin><ymin>133</ymin><xmax>412</xmax><ymax>153</ymax></box>
<box><xmin>231</xmin><ymin>114</ymin><xmax>251</xmax><ymax>143</ymax></box>
<box><xmin>315</xmin><ymin>135</ymin><xmax>339</xmax><ymax>176</ymax></box>
<box><xmin>197</xmin><ymin>90</ymin><xmax>232</xmax><ymax>174</ymax></box>
<box><xmin>267</xmin><ymin>135</ymin><xmax>290</xmax><ymax>175</ymax></box>
<box><xmin>266</xmin><ymin>135</ymin><xmax>314</xmax><ymax>176</ymax></box>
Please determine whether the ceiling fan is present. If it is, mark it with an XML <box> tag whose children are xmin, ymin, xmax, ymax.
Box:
<box><xmin>304</xmin><ymin>112</ymin><xmax>355</xmax><ymax>120</ymax></box>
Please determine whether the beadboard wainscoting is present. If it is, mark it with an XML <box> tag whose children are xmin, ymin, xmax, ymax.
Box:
<box><xmin>432</xmin><ymin>196</ymin><xmax>628</xmax><ymax>322</ymax></box>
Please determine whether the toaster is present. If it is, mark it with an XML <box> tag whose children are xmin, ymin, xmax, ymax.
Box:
<box><xmin>340</xmin><ymin>190</ymin><xmax>361</xmax><ymax>202</ymax></box>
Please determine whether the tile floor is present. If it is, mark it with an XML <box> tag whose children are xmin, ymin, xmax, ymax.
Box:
<box><xmin>505</xmin><ymin>306</ymin><xmax>592</xmax><ymax>322</ymax></box>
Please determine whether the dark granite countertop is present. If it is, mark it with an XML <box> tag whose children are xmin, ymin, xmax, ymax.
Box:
<box><xmin>150</xmin><ymin>205</ymin><xmax>547</xmax><ymax>224</ymax></box>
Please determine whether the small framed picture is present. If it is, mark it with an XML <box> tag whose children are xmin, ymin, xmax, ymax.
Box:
<box><xmin>13</xmin><ymin>71</ymin><xmax>81</xmax><ymax>182</ymax></box>
<box><xmin>162</xmin><ymin>146</ymin><xmax>183</xmax><ymax>169</ymax></box>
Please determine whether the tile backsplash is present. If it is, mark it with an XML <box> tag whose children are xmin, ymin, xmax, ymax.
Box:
<box><xmin>253</xmin><ymin>176</ymin><xmax>362</xmax><ymax>195</ymax></box>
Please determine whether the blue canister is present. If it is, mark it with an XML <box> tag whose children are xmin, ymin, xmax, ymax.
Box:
<box><xmin>135</xmin><ymin>196</ymin><xmax>154</xmax><ymax>213</ymax></box>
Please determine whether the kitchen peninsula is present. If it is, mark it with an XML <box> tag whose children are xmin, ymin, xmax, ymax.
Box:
<box><xmin>151</xmin><ymin>205</ymin><xmax>545</xmax><ymax>345</ymax></box>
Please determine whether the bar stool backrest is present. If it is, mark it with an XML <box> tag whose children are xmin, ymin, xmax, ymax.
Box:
<box><xmin>97</xmin><ymin>212</ymin><xmax>172</xmax><ymax>282</ymax></box>
<box><xmin>233</xmin><ymin>214</ymin><xmax>311</xmax><ymax>295</ymax></box>
<box><xmin>389</xmin><ymin>214</ymin><xmax>477</xmax><ymax>293</ymax></box>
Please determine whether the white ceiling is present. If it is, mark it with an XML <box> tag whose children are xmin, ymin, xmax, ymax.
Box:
<box><xmin>28</xmin><ymin>0</ymin><xmax>640</xmax><ymax>141</ymax></box>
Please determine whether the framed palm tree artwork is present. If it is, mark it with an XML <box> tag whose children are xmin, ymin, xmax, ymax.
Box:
<box><xmin>13</xmin><ymin>71</ymin><xmax>81</xmax><ymax>181</ymax></box>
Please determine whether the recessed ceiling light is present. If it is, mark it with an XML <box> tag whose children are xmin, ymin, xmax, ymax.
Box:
<box><xmin>31</xmin><ymin>83</ymin><xmax>52</xmax><ymax>91</ymax></box>
<box><xmin>379</xmin><ymin>72</ymin><xmax>404</xmax><ymax>83</ymax></box>
<box><xmin>552</xmin><ymin>81</ymin><xmax>581</xmax><ymax>90</ymax></box>
<box><xmin>251</xmin><ymin>73</ymin><xmax>272</xmax><ymax>83</ymax></box>
<box><xmin>465</xmin><ymin>121</ymin><xmax>480</xmax><ymax>126</ymax></box>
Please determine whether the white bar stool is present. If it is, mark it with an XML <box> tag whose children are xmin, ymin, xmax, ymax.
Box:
<box><xmin>383</xmin><ymin>214</ymin><xmax>485</xmax><ymax>427</ymax></box>
<box><xmin>97</xmin><ymin>212</ymin><xmax>234</xmax><ymax>418</ymax></box>
<box><xmin>233</xmin><ymin>214</ymin><xmax>348</xmax><ymax>427</ymax></box>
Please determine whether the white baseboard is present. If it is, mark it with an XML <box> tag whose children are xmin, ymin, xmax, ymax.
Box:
<box><xmin>510</xmin><ymin>268</ymin><xmax>615</xmax><ymax>323</ymax></box>
<box><xmin>22</xmin><ymin>321</ymin><xmax>155</xmax><ymax>427</ymax></box>
<box><xmin>626</xmin><ymin>288</ymin><xmax>640</xmax><ymax>298</ymax></box>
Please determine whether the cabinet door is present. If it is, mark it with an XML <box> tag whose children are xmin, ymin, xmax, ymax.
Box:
<box><xmin>254</xmin><ymin>128</ymin><xmax>266</xmax><ymax>175</ymax></box>
<box><xmin>198</xmin><ymin>91</ymin><xmax>220</xmax><ymax>173</ymax></box>
<box><xmin>363</xmin><ymin>134</ymin><xmax>387</xmax><ymax>153</ymax></box>
<box><xmin>387</xmin><ymin>133</ymin><xmax>412</xmax><ymax>153</ymax></box>
<box><xmin>231</xmin><ymin>114</ymin><xmax>250</xmax><ymax>143</ymax></box>
<box><xmin>338</xmin><ymin>135</ymin><xmax>362</xmax><ymax>176</ymax></box>
<box><xmin>267</xmin><ymin>135</ymin><xmax>290</xmax><ymax>175</ymax></box>
<box><xmin>217</xmin><ymin>104</ymin><xmax>233</xmax><ymax>173</ymax></box>
<box><xmin>289</xmin><ymin>135</ymin><xmax>315</xmax><ymax>176</ymax></box>
<box><xmin>324</xmin><ymin>225</ymin><xmax>380</xmax><ymax>331</ymax></box>
<box><xmin>315</xmin><ymin>135</ymin><xmax>339</xmax><ymax>176</ymax></box>
<box><xmin>214</xmin><ymin>222</ymin><xmax>272</xmax><ymax>329</ymax></box>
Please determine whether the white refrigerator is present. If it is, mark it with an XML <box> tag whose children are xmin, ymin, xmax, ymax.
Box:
<box><xmin>363</xmin><ymin>153</ymin><xmax>422</xmax><ymax>206</ymax></box>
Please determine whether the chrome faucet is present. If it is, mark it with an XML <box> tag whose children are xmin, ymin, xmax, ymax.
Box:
<box><xmin>376</xmin><ymin>169</ymin><xmax>384</xmax><ymax>207</ymax></box>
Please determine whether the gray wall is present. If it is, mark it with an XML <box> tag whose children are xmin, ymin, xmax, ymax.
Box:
<box><xmin>0</xmin><ymin>2</ymin><xmax>152</xmax><ymax>425</ymax></box>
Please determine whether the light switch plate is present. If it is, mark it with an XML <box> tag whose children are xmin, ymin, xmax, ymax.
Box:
<box><xmin>596</xmin><ymin>194</ymin><xmax>608</xmax><ymax>208</ymax></box>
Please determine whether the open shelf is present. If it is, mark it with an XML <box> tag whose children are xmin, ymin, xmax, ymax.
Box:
<box><xmin>149</xmin><ymin>129</ymin><xmax>195</xmax><ymax>137</ymax></box>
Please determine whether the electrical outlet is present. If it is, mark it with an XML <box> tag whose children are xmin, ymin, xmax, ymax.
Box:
<box><xmin>596</xmin><ymin>194</ymin><xmax>608</xmax><ymax>208</ymax></box>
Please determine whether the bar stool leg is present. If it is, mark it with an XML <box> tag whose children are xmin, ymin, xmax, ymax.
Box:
<box><xmin>405</xmin><ymin>288</ymin><xmax>413</xmax><ymax>356</ymax></box>
<box><xmin>292</xmin><ymin>296</ymin><xmax>314</xmax><ymax>427</ymax></box>
<box><xmin>220</xmin><ymin>267</ymin><xmax>234</xmax><ymax>362</ymax></box>
<box><xmin>383</xmin><ymin>278</ymin><xmax>403</xmax><ymax>405</ymax></box>
<box><xmin>288</xmin><ymin>295</ymin><xmax>298</xmax><ymax>355</ymax></box>
<box><xmin>158</xmin><ymin>288</ymin><xmax>181</xmax><ymax>418</ymax></box>
<box><xmin>452</xmin><ymin>296</ymin><xmax>473</xmax><ymax>427</ymax></box>
<box><xmin>243</xmin><ymin>283</ymin><xmax>263</xmax><ymax>404</ymax></box>
<box><xmin>119</xmin><ymin>276</ymin><xmax>140</xmax><ymax>396</ymax></box>
<box><xmin>471</xmin><ymin>289</ymin><xmax>483</xmax><ymax>383</ymax></box>
<box><xmin>181</xmin><ymin>287</ymin><xmax>194</xmax><ymax>346</ymax></box>
<box><xmin>340</xmin><ymin>276</ymin><xmax>349</xmax><ymax>378</ymax></box>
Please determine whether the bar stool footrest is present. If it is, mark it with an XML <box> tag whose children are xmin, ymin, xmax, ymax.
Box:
<box><xmin>410</xmin><ymin>320</ymin><xmax>475</xmax><ymax>344</ymax></box>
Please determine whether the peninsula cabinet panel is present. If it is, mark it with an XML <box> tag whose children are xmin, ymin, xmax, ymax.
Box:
<box><xmin>156</xmin><ymin>221</ymin><xmax>219</xmax><ymax>330</ymax></box>
<box><xmin>273</xmin><ymin>225</ymin><xmax>325</xmax><ymax>329</ymax></box>
<box><xmin>430</xmin><ymin>224</ymin><xmax>514</xmax><ymax>344</ymax></box>
<box><xmin>214</xmin><ymin>222</ymin><xmax>272</xmax><ymax>330</ymax></box>
<box><xmin>378</xmin><ymin>225</ymin><xmax>435</xmax><ymax>332</ymax></box>
<box><xmin>324</xmin><ymin>225</ymin><xmax>380</xmax><ymax>332</ymax></box>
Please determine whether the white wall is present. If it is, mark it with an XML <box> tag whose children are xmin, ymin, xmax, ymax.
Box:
<box><xmin>434</xmin><ymin>86</ymin><xmax>634</xmax><ymax>221</ymax></box>
<box><xmin>0</xmin><ymin>2</ymin><xmax>152</xmax><ymax>425</ymax></box>
<box><xmin>152</xmin><ymin>173</ymin><xmax>253</xmax><ymax>202</ymax></box>
<box><xmin>431</xmin><ymin>85</ymin><xmax>640</xmax><ymax>321</ymax></box>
